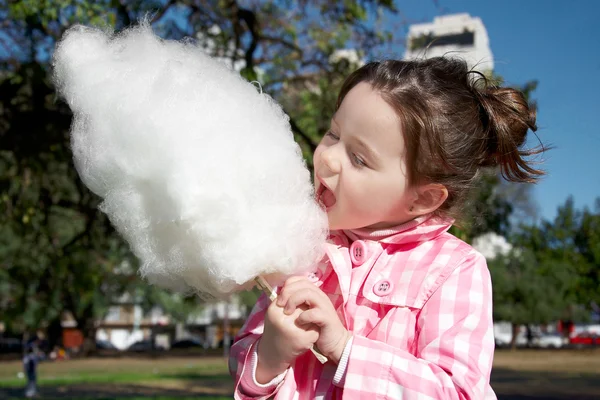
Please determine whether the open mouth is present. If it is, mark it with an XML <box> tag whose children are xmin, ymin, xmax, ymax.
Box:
<box><xmin>316</xmin><ymin>182</ymin><xmax>336</xmax><ymax>211</ymax></box>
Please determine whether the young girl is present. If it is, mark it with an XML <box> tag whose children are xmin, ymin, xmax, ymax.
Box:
<box><xmin>229</xmin><ymin>57</ymin><xmax>543</xmax><ymax>399</ymax></box>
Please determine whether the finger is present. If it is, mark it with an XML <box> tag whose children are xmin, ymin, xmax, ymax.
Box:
<box><xmin>266</xmin><ymin>300</ymin><xmax>306</xmax><ymax>327</ymax></box>
<box><xmin>267</xmin><ymin>298</ymin><xmax>285</xmax><ymax>319</ymax></box>
<box><xmin>296</xmin><ymin>308</ymin><xmax>327</xmax><ymax>328</ymax></box>
<box><xmin>280</xmin><ymin>280</ymin><xmax>331</xmax><ymax>314</ymax></box>
<box><xmin>276</xmin><ymin>278</ymin><xmax>316</xmax><ymax>307</ymax></box>
<box><xmin>283</xmin><ymin>288</ymin><xmax>326</xmax><ymax>315</ymax></box>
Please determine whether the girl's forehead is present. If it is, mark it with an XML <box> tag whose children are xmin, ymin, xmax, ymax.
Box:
<box><xmin>335</xmin><ymin>84</ymin><xmax>405</xmax><ymax>156</ymax></box>
<box><xmin>338</xmin><ymin>83</ymin><xmax>400</xmax><ymax>127</ymax></box>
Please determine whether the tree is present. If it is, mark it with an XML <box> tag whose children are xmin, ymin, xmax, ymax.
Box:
<box><xmin>0</xmin><ymin>0</ymin><xmax>401</xmax><ymax>349</ymax></box>
<box><xmin>488</xmin><ymin>196</ymin><xmax>600</xmax><ymax>349</ymax></box>
<box><xmin>488</xmin><ymin>247</ymin><xmax>580</xmax><ymax>349</ymax></box>
<box><xmin>516</xmin><ymin>197</ymin><xmax>600</xmax><ymax>308</ymax></box>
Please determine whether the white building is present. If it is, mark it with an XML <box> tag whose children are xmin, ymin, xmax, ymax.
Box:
<box><xmin>403</xmin><ymin>13</ymin><xmax>494</xmax><ymax>73</ymax></box>
<box><xmin>95</xmin><ymin>293</ymin><xmax>248</xmax><ymax>350</ymax></box>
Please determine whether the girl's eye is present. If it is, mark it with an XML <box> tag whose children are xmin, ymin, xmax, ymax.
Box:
<box><xmin>325</xmin><ymin>130</ymin><xmax>339</xmax><ymax>140</ymax></box>
<box><xmin>351</xmin><ymin>153</ymin><xmax>367</xmax><ymax>168</ymax></box>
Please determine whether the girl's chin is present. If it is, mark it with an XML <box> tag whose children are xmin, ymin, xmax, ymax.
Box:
<box><xmin>325</xmin><ymin>208</ymin><xmax>373</xmax><ymax>231</ymax></box>
<box><xmin>326</xmin><ymin>213</ymin><xmax>340</xmax><ymax>230</ymax></box>
<box><xmin>327</xmin><ymin>213</ymin><xmax>382</xmax><ymax>231</ymax></box>
<box><xmin>326</xmin><ymin>211</ymin><xmax>352</xmax><ymax>231</ymax></box>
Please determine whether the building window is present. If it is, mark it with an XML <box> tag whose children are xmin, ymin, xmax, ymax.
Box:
<box><xmin>105</xmin><ymin>306</ymin><xmax>121</xmax><ymax>322</ymax></box>
<box><xmin>410</xmin><ymin>30</ymin><xmax>475</xmax><ymax>51</ymax></box>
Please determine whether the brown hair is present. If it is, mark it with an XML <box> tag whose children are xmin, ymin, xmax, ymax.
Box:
<box><xmin>336</xmin><ymin>57</ymin><xmax>545</xmax><ymax>220</ymax></box>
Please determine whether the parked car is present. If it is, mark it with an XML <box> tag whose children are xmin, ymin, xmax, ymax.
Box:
<box><xmin>127</xmin><ymin>340</ymin><xmax>165</xmax><ymax>352</ymax></box>
<box><xmin>96</xmin><ymin>340</ymin><xmax>118</xmax><ymax>350</ymax></box>
<box><xmin>494</xmin><ymin>332</ymin><xmax>528</xmax><ymax>348</ymax></box>
<box><xmin>569</xmin><ymin>332</ymin><xmax>600</xmax><ymax>348</ymax></box>
<box><xmin>531</xmin><ymin>333</ymin><xmax>567</xmax><ymax>349</ymax></box>
<box><xmin>0</xmin><ymin>338</ymin><xmax>22</xmax><ymax>354</ymax></box>
<box><xmin>170</xmin><ymin>338</ymin><xmax>205</xmax><ymax>349</ymax></box>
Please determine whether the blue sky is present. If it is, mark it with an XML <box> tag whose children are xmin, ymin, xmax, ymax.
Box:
<box><xmin>391</xmin><ymin>0</ymin><xmax>600</xmax><ymax>222</ymax></box>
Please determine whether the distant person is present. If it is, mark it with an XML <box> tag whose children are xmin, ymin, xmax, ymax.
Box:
<box><xmin>23</xmin><ymin>346</ymin><xmax>38</xmax><ymax>398</ymax></box>
<box><xmin>229</xmin><ymin>57</ymin><xmax>546</xmax><ymax>399</ymax></box>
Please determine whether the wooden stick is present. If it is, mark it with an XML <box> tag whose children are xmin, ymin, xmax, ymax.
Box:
<box><xmin>254</xmin><ymin>275</ymin><xmax>278</xmax><ymax>302</ymax></box>
<box><xmin>254</xmin><ymin>276</ymin><xmax>328</xmax><ymax>364</ymax></box>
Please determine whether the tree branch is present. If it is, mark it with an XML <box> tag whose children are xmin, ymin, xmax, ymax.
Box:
<box><xmin>263</xmin><ymin>72</ymin><xmax>321</xmax><ymax>90</ymax></box>
<box><xmin>237</xmin><ymin>7</ymin><xmax>258</xmax><ymax>71</ymax></box>
<box><xmin>61</xmin><ymin>212</ymin><xmax>95</xmax><ymax>254</ymax></box>
<box><xmin>116</xmin><ymin>0</ymin><xmax>132</xmax><ymax>28</ymax></box>
<box><xmin>260</xmin><ymin>34</ymin><xmax>302</xmax><ymax>55</ymax></box>
<box><xmin>227</xmin><ymin>1</ymin><xmax>243</xmax><ymax>68</ymax></box>
<box><xmin>288</xmin><ymin>116</ymin><xmax>316</xmax><ymax>154</ymax></box>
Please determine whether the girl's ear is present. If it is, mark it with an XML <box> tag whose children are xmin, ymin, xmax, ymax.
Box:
<box><xmin>409</xmin><ymin>184</ymin><xmax>448</xmax><ymax>216</ymax></box>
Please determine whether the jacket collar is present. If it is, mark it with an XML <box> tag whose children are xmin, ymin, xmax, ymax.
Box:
<box><xmin>324</xmin><ymin>214</ymin><xmax>457</xmax><ymax>310</ymax></box>
<box><xmin>341</xmin><ymin>214</ymin><xmax>454</xmax><ymax>245</ymax></box>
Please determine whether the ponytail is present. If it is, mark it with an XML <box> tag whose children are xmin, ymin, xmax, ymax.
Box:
<box><xmin>475</xmin><ymin>85</ymin><xmax>545</xmax><ymax>183</ymax></box>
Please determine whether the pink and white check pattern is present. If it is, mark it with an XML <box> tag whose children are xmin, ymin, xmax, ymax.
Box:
<box><xmin>229</xmin><ymin>215</ymin><xmax>496</xmax><ymax>399</ymax></box>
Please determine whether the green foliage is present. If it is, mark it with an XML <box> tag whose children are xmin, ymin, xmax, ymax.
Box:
<box><xmin>280</xmin><ymin>56</ymin><xmax>361</xmax><ymax>167</ymax></box>
<box><xmin>135</xmin><ymin>284</ymin><xmax>205</xmax><ymax>323</ymax></box>
<box><xmin>488</xmin><ymin>248</ymin><xmax>580</xmax><ymax>325</ymax></box>
<box><xmin>238</xmin><ymin>286</ymin><xmax>262</xmax><ymax>310</ymax></box>
<box><xmin>0</xmin><ymin>356</ymin><xmax>230</xmax><ymax>388</ymax></box>
<box><xmin>515</xmin><ymin>197</ymin><xmax>600</xmax><ymax>307</ymax></box>
<box><xmin>239</xmin><ymin>66</ymin><xmax>258</xmax><ymax>83</ymax></box>
<box><xmin>450</xmin><ymin>170</ymin><xmax>512</xmax><ymax>241</ymax></box>
<box><xmin>486</xmin><ymin>196</ymin><xmax>600</xmax><ymax>338</ymax></box>
<box><xmin>8</xmin><ymin>0</ymin><xmax>115</xmax><ymax>28</ymax></box>
<box><xmin>0</xmin><ymin>0</ymin><xmax>173</xmax><ymax>340</ymax></box>
<box><xmin>0</xmin><ymin>60</ymin><xmax>114</xmax><ymax>333</ymax></box>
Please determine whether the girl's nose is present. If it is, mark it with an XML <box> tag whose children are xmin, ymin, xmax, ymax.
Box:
<box><xmin>319</xmin><ymin>146</ymin><xmax>342</xmax><ymax>175</ymax></box>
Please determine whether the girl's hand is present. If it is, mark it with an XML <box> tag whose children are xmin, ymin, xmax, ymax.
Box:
<box><xmin>276</xmin><ymin>276</ymin><xmax>351</xmax><ymax>364</ymax></box>
<box><xmin>256</xmin><ymin>298</ymin><xmax>319</xmax><ymax>383</ymax></box>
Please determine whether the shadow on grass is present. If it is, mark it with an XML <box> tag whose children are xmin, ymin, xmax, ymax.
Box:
<box><xmin>0</xmin><ymin>374</ymin><xmax>234</xmax><ymax>399</ymax></box>
<box><xmin>491</xmin><ymin>367</ymin><xmax>600</xmax><ymax>400</ymax></box>
<box><xmin>0</xmin><ymin>384</ymin><xmax>231</xmax><ymax>399</ymax></box>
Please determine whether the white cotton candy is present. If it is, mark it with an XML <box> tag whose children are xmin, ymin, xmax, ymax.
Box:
<box><xmin>52</xmin><ymin>23</ymin><xmax>328</xmax><ymax>299</ymax></box>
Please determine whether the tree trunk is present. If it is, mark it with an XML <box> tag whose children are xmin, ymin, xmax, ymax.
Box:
<box><xmin>510</xmin><ymin>323</ymin><xmax>520</xmax><ymax>350</ymax></box>
<box><xmin>79</xmin><ymin>318</ymin><xmax>97</xmax><ymax>357</ymax></box>
<box><xmin>525</xmin><ymin>324</ymin><xmax>533</xmax><ymax>348</ymax></box>
<box><xmin>75</xmin><ymin>305</ymin><xmax>98</xmax><ymax>357</ymax></box>
<box><xmin>223</xmin><ymin>299</ymin><xmax>230</xmax><ymax>358</ymax></box>
<box><xmin>46</xmin><ymin>317</ymin><xmax>63</xmax><ymax>352</ymax></box>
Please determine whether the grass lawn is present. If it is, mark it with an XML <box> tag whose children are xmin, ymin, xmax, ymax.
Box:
<box><xmin>0</xmin><ymin>355</ymin><xmax>233</xmax><ymax>399</ymax></box>
<box><xmin>1</xmin><ymin>349</ymin><xmax>599</xmax><ymax>399</ymax></box>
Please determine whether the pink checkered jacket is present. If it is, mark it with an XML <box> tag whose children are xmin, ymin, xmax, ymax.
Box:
<box><xmin>229</xmin><ymin>215</ymin><xmax>496</xmax><ymax>399</ymax></box>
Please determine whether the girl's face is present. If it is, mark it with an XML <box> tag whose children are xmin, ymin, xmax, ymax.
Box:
<box><xmin>314</xmin><ymin>82</ymin><xmax>417</xmax><ymax>231</ymax></box>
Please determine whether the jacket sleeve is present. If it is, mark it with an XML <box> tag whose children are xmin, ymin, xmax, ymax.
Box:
<box><xmin>229</xmin><ymin>292</ymin><xmax>287</xmax><ymax>399</ymax></box>
<box><xmin>335</xmin><ymin>251</ymin><xmax>495</xmax><ymax>400</ymax></box>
